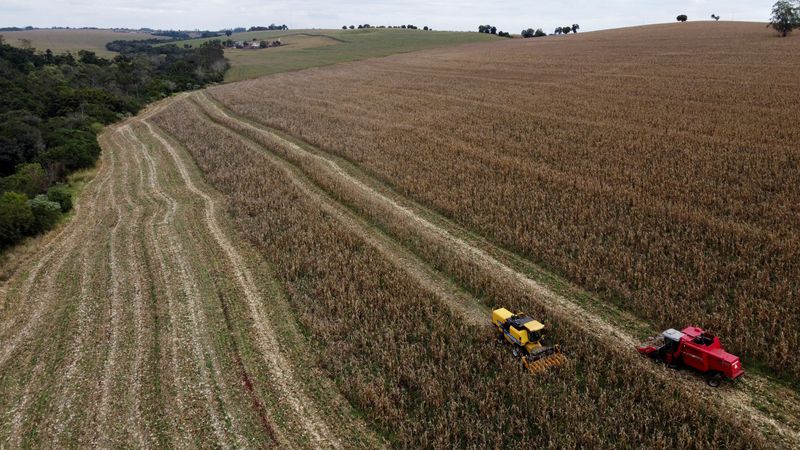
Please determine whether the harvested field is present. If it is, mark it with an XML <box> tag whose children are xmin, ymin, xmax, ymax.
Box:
<box><xmin>206</xmin><ymin>21</ymin><xmax>800</xmax><ymax>380</ymax></box>
<box><xmin>1</xmin><ymin>29</ymin><xmax>157</xmax><ymax>56</ymax></box>
<box><xmin>0</xmin><ymin>98</ymin><xmax>381</xmax><ymax>448</ymax></box>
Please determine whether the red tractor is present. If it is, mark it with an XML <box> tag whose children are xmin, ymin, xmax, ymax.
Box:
<box><xmin>637</xmin><ymin>326</ymin><xmax>744</xmax><ymax>387</ymax></box>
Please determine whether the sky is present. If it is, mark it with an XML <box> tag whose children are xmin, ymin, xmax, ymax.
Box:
<box><xmin>0</xmin><ymin>1</ymin><xmax>772</xmax><ymax>33</ymax></box>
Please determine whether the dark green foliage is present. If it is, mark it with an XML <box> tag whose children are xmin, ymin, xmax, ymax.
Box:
<box><xmin>677</xmin><ymin>15</ymin><xmax>688</xmax><ymax>22</ymax></box>
<box><xmin>0</xmin><ymin>37</ymin><xmax>227</xmax><ymax>249</ymax></box>
<box><xmin>769</xmin><ymin>1</ymin><xmax>800</xmax><ymax>36</ymax></box>
<box><xmin>0</xmin><ymin>191</ymin><xmax>34</xmax><ymax>248</ymax></box>
<box><xmin>38</xmin><ymin>127</ymin><xmax>101</xmax><ymax>174</ymax></box>
<box><xmin>46</xmin><ymin>184</ymin><xmax>72</xmax><ymax>212</ymax></box>
<box><xmin>248</xmin><ymin>24</ymin><xmax>288</xmax><ymax>31</ymax></box>
<box><xmin>151</xmin><ymin>30</ymin><xmax>191</xmax><ymax>40</ymax></box>
<box><xmin>28</xmin><ymin>195</ymin><xmax>61</xmax><ymax>234</ymax></box>
<box><xmin>0</xmin><ymin>163</ymin><xmax>48</xmax><ymax>197</ymax></box>
<box><xmin>522</xmin><ymin>28</ymin><xmax>547</xmax><ymax>38</ymax></box>
<box><xmin>0</xmin><ymin>112</ymin><xmax>44</xmax><ymax>175</ymax></box>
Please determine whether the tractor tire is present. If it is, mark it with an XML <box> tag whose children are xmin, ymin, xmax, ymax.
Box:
<box><xmin>707</xmin><ymin>373</ymin><xmax>723</xmax><ymax>388</ymax></box>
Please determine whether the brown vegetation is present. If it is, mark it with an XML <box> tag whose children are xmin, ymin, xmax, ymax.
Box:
<box><xmin>151</xmin><ymin>93</ymin><xmax>775</xmax><ymax>448</ymax></box>
<box><xmin>206</xmin><ymin>22</ymin><xmax>800</xmax><ymax>379</ymax></box>
<box><xmin>0</xmin><ymin>102</ymin><xmax>380</xmax><ymax>447</ymax></box>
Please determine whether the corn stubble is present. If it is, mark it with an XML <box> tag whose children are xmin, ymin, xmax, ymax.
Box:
<box><xmin>206</xmin><ymin>22</ymin><xmax>800</xmax><ymax>379</ymax></box>
<box><xmin>153</xmin><ymin>96</ymin><xmax>768</xmax><ymax>447</ymax></box>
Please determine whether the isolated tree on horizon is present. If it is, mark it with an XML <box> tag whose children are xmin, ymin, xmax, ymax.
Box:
<box><xmin>769</xmin><ymin>0</ymin><xmax>800</xmax><ymax>36</ymax></box>
<box><xmin>711</xmin><ymin>14</ymin><xmax>720</xmax><ymax>21</ymax></box>
<box><xmin>677</xmin><ymin>14</ymin><xmax>688</xmax><ymax>22</ymax></box>
<box><xmin>554</xmin><ymin>27</ymin><xmax>562</xmax><ymax>35</ymax></box>
<box><xmin>571</xmin><ymin>24</ymin><xmax>580</xmax><ymax>33</ymax></box>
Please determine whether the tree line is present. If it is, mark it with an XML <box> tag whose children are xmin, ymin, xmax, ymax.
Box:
<box><xmin>0</xmin><ymin>37</ymin><xmax>228</xmax><ymax>250</ymax></box>
<box><xmin>342</xmin><ymin>24</ymin><xmax>431</xmax><ymax>30</ymax></box>
<box><xmin>480</xmin><ymin>24</ymin><xmax>577</xmax><ymax>37</ymax></box>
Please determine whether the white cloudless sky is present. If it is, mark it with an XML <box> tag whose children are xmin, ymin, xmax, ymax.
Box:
<box><xmin>0</xmin><ymin>1</ymin><xmax>773</xmax><ymax>33</ymax></box>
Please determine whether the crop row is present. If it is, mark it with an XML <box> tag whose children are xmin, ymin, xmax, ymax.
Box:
<box><xmin>205</xmin><ymin>23</ymin><xmax>800</xmax><ymax>378</ymax></box>
<box><xmin>151</xmin><ymin>97</ymin><xmax>767</xmax><ymax>448</ymax></box>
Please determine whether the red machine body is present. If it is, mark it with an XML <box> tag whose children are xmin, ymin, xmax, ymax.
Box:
<box><xmin>637</xmin><ymin>326</ymin><xmax>744</xmax><ymax>387</ymax></box>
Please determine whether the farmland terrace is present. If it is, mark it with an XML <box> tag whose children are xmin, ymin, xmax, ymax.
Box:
<box><xmin>1</xmin><ymin>21</ymin><xmax>799</xmax><ymax>448</ymax></box>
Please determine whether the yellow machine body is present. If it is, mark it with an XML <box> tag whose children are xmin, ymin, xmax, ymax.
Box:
<box><xmin>492</xmin><ymin>307</ymin><xmax>567</xmax><ymax>374</ymax></box>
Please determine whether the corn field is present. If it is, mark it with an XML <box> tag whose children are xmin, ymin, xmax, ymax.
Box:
<box><xmin>151</xmin><ymin>78</ymin><xmax>791</xmax><ymax>446</ymax></box>
<box><xmin>205</xmin><ymin>22</ymin><xmax>800</xmax><ymax>379</ymax></box>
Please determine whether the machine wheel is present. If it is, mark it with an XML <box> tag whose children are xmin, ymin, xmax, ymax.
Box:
<box><xmin>707</xmin><ymin>373</ymin><xmax>723</xmax><ymax>388</ymax></box>
<box><xmin>511</xmin><ymin>347</ymin><xmax>521</xmax><ymax>359</ymax></box>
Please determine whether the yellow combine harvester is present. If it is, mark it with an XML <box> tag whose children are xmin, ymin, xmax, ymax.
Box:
<box><xmin>492</xmin><ymin>308</ymin><xmax>567</xmax><ymax>374</ymax></box>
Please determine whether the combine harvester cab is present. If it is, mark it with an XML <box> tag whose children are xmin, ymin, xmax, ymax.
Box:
<box><xmin>492</xmin><ymin>308</ymin><xmax>567</xmax><ymax>375</ymax></box>
<box><xmin>637</xmin><ymin>326</ymin><xmax>744</xmax><ymax>387</ymax></box>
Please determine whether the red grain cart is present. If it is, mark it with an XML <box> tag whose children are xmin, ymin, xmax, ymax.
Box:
<box><xmin>637</xmin><ymin>326</ymin><xmax>744</xmax><ymax>387</ymax></box>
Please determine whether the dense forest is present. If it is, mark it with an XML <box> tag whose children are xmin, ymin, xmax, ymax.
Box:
<box><xmin>0</xmin><ymin>37</ymin><xmax>228</xmax><ymax>249</ymax></box>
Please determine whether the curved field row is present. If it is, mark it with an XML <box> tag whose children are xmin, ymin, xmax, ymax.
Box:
<box><xmin>184</xmin><ymin>91</ymin><xmax>800</xmax><ymax>448</ymax></box>
<box><xmin>149</xmin><ymin>93</ymin><xmax>787</xmax><ymax>448</ymax></box>
<box><xmin>0</xmin><ymin>98</ymin><xmax>382</xmax><ymax>448</ymax></box>
<box><xmin>205</xmin><ymin>23</ymin><xmax>800</xmax><ymax>380</ymax></box>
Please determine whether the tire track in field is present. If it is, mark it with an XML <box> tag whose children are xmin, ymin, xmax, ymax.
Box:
<box><xmin>48</xmin><ymin>187</ymin><xmax>114</xmax><ymax>445</ymax></box>
<box><xmin>3</xmin><ymin>133</ymin><xmax>117</xmax><ymax>447</ymax></box>
<box><xmin>140</xmin><ymin>119</ymin><xmax>341</xmax><ymax>449</ymax></box>
<box><xmin>93</xmin><ymin>130</ymin><xmax>151</xmax><ymax>447</ymax></box>
<box><xmin>121</xmin><ymin>125</ymin><xmax>192</xmax><ymax>446</ymax></box>
<box><xmin>124</xmin><ymin>121</ymin><xmax>288</xmax><ymax>447</ymax></box>
<box><xmin>189</xmin><ymin>99</ymin><xmax>486</xmax><ymax>327</ymax></box>
<box><xmin>94</xmin><ymin>131</ymin><xmax>131</xmax><ymax>447</ymax></box>
<box><xmin>193</xmin><ymin>92</ymin><xmax>800</xmax><ymax>448</ymax></box>
<box><xmin>0</xmin><ymin>147</ymin><xmax>115</xmax><ymax>370</ymax></box>
<box><xmin>121</xmin><ymin>133</ymin><xmax>151</xmax><ymax>448</ymax></box>
<box><xmin>123</xmin><ymin>124</ymin><xmax>238</xmax><ymax>448</ymax></box>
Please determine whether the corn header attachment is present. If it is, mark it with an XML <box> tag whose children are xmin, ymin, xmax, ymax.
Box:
<box><xmin>492</xmin><ymin>308</ymin><xmax>567</xmax><ymax>375</ymax></box>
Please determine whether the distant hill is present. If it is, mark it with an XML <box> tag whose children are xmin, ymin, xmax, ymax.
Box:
<box><xmin>168</xmin><ymin>28</ymin><xmax>501</xmax><ymax>82</ymax></box>
<box><xmin>0</xmin><ymin>28</ymin><xmax>159</xmax><ymax>57</ymax></box>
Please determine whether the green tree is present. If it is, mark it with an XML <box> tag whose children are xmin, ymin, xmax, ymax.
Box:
<box><xmin>46</xmin><ymin>184</ymin><xmax>72</xmax><ymax>212</ymax></box>
<box><xmin>1</xmin><ymin>163</ymin><xmax>48</xmax><ymax>198</ymax></box>
<box><xmin>0</xmin><ymin>112</ymin><xmax>44</xmax><ymax>176</ymax></box>
<box><xmin>0</xmin><ymin>191</ymin><xmax>34</xmax><ymax>248</ymax></box>
<box><xmin>29</xmin><ymin>195</ymin><xmax>61</xmax><ymax>234</ymax></box>
<box><xmin>677</xmin><ymin>14</ymin><xmax>688</xmax><ymax>22</ymax></box>
<box><xmin>769</xmin><ymin>1</ymin><xmax>800</xmax><ymax>37</ymax></box>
